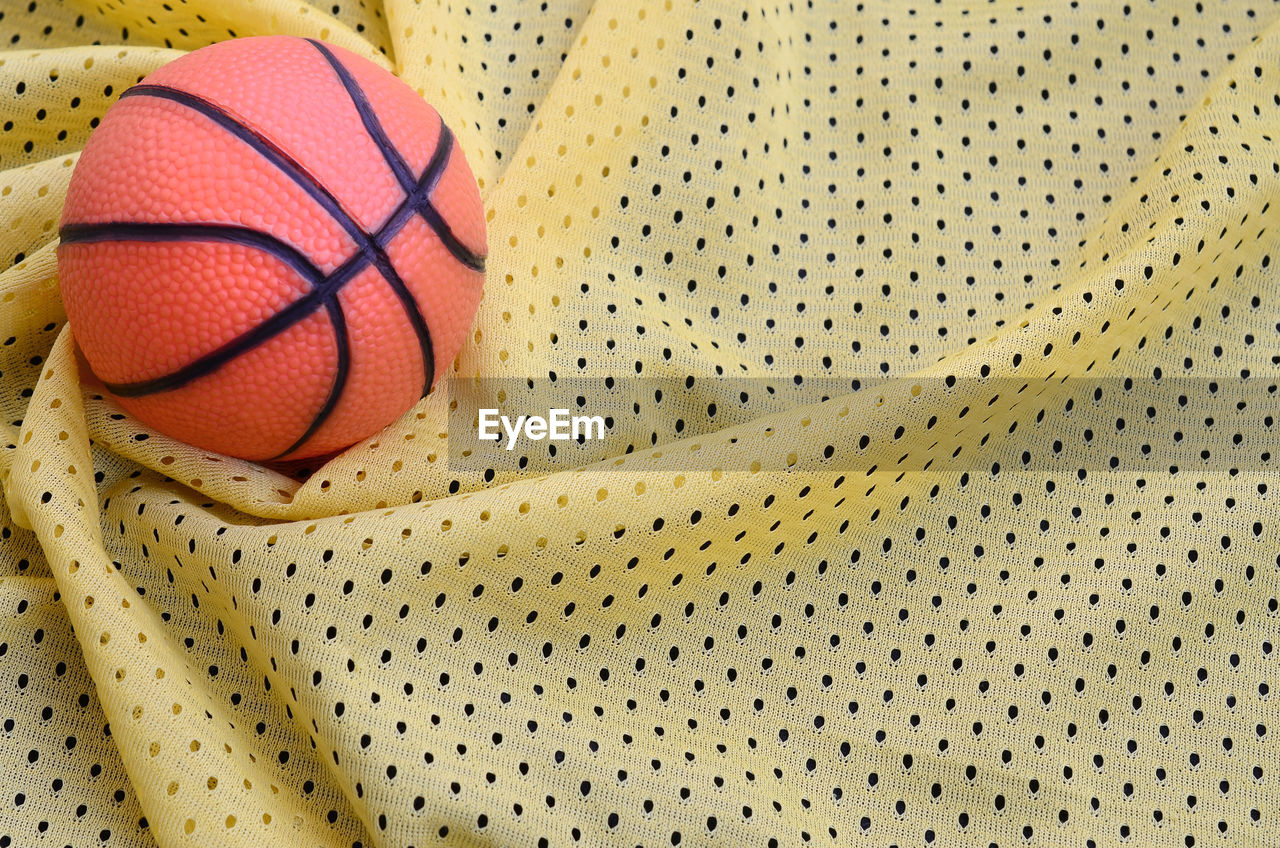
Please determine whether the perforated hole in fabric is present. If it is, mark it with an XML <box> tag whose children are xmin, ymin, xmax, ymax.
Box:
<box><xmin>3</xmin><ymin>2</ymin><xmax>1280</xmax><ymax>847</ymax></box>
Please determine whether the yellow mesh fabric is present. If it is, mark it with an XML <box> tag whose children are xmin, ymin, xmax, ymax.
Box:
<box><xmin>2</xmin><ymin>1</ymin><xmax>1279</xmax><ymax>846</ymax></box>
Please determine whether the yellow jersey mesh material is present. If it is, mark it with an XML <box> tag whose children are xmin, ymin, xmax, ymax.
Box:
<box><xmin>2</xmin><ymin>1</ymin><xmax>1279</xmax><ymax>847</ymax></box>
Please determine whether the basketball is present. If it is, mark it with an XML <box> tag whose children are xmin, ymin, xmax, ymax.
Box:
<box><xmin>56</xmin><ymin>36</ymin><xmax>487</xmax><ymax>462</ymax></box>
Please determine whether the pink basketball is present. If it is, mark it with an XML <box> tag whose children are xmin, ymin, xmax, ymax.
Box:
<box><xmin>58</xmin><ymin>36</ymin><xmax>487</xmax><ymax>461</ymax></box>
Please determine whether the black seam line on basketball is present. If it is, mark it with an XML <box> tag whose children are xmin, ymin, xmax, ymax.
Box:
<box><xmin>154</xmin><ymin>74</ymin><xmax>441</xmax><ymax>392</ymax></box>
<box><xmin>375</xmin><ymin>168</ymin><xmax>441</xmax><ymax>394</ymax></box>
<box><xmin>409</xmin><ymin>122</ymin><xmax>484</xmax><ymax>272</ymax></box>
<box><xmin>350</xmin><ymin>220</ymin><xmax>436</xmax><ymax>397</ymax></box>
<box><xmin>414</xmin><ymin>125</ymin><xmax>485</xmax><ymax>272</ymax></box>
<box><xmin>120</xmin><ymin>85</ymin><xmax>370</xmax><ymax>248</ymax></box>
<box><xmin>57</xmin><ymin>217</ymin><xmax>407</xmax><ymax>398</ymax></box>
<box><xmin>298</xmin><ymin>45</ymin><xmax>470</xmax><ymax>390</ymax></box>
<box><xmin>59</xmin><ymin>222</ymin><xmax>327</xmax><ymax>398</ymax></box>
<box><xmin>124</xmin><ymin>86</ymin><xmax>435</xmax><ymax>328</ymax></box>
<box><xmin>269</xmin><ymin>296</ymin><xmax>351</xmax><ymax>461</ymax></box>
<box><xmin>117</xmin><ymin>82</ymin><xmax>438</xmax><ymax>396</ymax></box>
<box><xmin>302</xmin><ymin>41</ymin><xmax>488</xmax><ymax>273</ymax></box>
<box><xmin>305</xmin><ymin>39</ymin><xmax>414</xmax><ymax>187</ymax></box>
<box><xmin>58</xmin><ymin>222</ymin><xmax>325</xmax><ymax>288</ymax></box>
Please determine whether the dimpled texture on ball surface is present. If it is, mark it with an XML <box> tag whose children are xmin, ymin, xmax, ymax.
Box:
<box><xmin>57</xmin><ymin>35</ymin><xmax>487</xmax><ymax>461</ymax></box>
